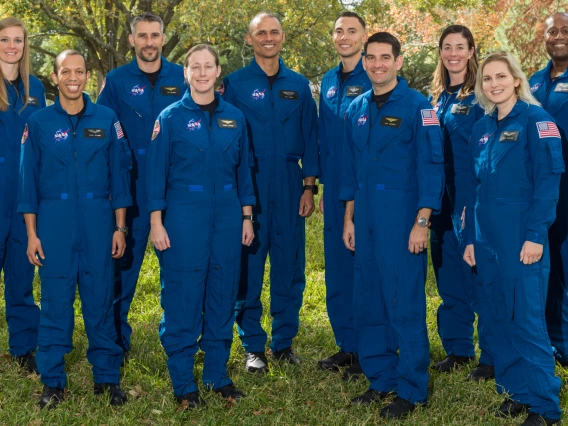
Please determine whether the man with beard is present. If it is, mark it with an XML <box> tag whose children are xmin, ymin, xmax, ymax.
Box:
<box><xmin>529</xmin><ymin>12</ymin><xmax>568</xmax><ymax>369</ymax></box>
<box><xmin>317</xmin><ymin>11</ymin><xmax>371</xmax><ymax>380</ymax></box>
<box><xmin>98</xmin><ymin>12</ymin><xmax>185</xmax><ymax>361</ymax></box>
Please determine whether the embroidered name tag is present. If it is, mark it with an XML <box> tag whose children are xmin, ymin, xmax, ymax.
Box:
<box><xmin>27</xmin><ymin>96</ymin><xmax>39</xmax><ymax>106</ymax></box>
<box><xmin>555</xmin><ymin>83</ymin><xmax>568</xmax><ymax>93</ymax></box>
<box><xmin>451</xmin><ymin>104</ymin><xmax>470</xmax><ymax>115</ymax></box>
<box><xmin>346</xmin><ymin>86</ymin><xmax>363</xmax><ymax>97</ymax></box>
<box><xmin>84</xmin><ymin>128</ymin><xmax>106</xmax><ymax>138</ymax></box>
<box><xmin>499</xmin><ymin>130</ymin><xmax>519</xmax><ymax>142</ymax></box>
<box><xmin>279</xmin><ymin>90</ymin><xmax>298</xmax><ymax>100</ymax></box>
<box><xmin>161</xmin><ymin>86</ymin><xmax>180</xmax><ymax>96</ymax></box>
<box><xmin>380</xmin><ymin>116</ymin><xmax>402</xmax><ymax>128</ymax></box>
<box><xmin>217</xmin><ymin>118</ymin><xmax>238</xmax><ymax>129</ymax></box>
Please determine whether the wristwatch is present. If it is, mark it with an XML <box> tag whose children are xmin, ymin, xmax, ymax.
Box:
<box><xmin>303</xmin><ymin>184</ymin><xmax>319</xmax><ymax>195</ymax></box>
<box><xmin>415</xmin><ymin>217</ymin><xmax>430</xmax><ymax>228</ymax></box>
<box><xmin>115</xmin><ymin>226</ymin><xmax>129</xmax><ymax>236</ymax></box>
<box><xmin>242</xmin><ymin>215</ymin><xmax>254</xmax><ymax>222</ymax></box>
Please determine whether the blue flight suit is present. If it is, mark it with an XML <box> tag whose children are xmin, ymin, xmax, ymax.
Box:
<box><xmin>18</xmin><ymin>94</ymin><xmax>132</xmax><ymax>388</ymax></box>
<box><xmin>429</xmin><ymin>89</ymin><xmax>492</xmax><ymax>364</ymax></box>
<box><xmin>146</xmin><ymin>91</ymin><xmax>254</xmax><ymax>395</ymax></box>
<box><xmin>319</xmin><ymin>59</ymin><xmax>371</xmax><ymax>354</ymax></box>
<box><xmin>0</xmin><ymin>76</ymin><xmax>44</xmax><ymax>357</ymax></box>
<box><xmin>97</xmin><ymin>57</ymin><xmax>185</xmax><ymax>352</ymax></box>
<box><xmin>530</xmin><ymin>62</ymin><xmax>568</xmax><ymax>364</ymax></box>
<box><xmin>340</xmin><ymin>77</ymin><xmax>444</xmax><ymax>404</ymax></box>
<box><xmin>466</xmin><ymin>100</ymin><xmax>563</xmax><ymax>420</ymax></box>
<box><xmin>222</xmin><ymin>58</ymin><xmax>319</xmax><ymax>353</ymax></box>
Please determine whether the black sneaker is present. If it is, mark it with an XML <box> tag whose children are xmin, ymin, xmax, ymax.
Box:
<box><xmin>380</xmin><ymin>396</ymin><xmax>417</xmax><ymax>419</ymax></box>
<box><xmin>14</xmin><ymin>352</ymin><xmax>39</xmax><ymax>374</ymax></box>
<box><xmin>318</xmin><ymin>352</ymin><xmax>356</xmax><ymax>372</ymax></box>
<box><xmin>520</xmin><ymin>413</ymin><xmax>560</xmax><ymax>425</ymax></box>
<box><xmin>39</xmin><ymin>385</ymin><xmax>64</xmax><ymax>409</ymax></box>
<box><xmin>244</xmin><ymin>351</ymin><xmax>268</xmax><ymax>373</ymax></box>
<box><xmin>495</xmin><ymin>398</ymin><xmax>530</xmax><ymax>418</ymax></box>
<box><xmin>176</xmin><ymin>391</ymin><xmax>206</xmax><ymax>409</ymax></box>
<box><xmin>351</xmin><ymin>388</ymin><xmax>391</xmax><ymax>405</ymax></box>
<box><xmin>342</xmin><ymin>360</ymin><xmax>363</xmax><ymax>381</ymax></box>
<box><xmin>214</xmin><ymin>384</ymin><xmax>246</xmax><ymax>402</ymax></box>
<box><xmin>94</xmin><ymin>383</ymin><xmax>127</xmax><ymax>406</ymax></box>
<box><xmin>467</xmin><ymin>363</ymin><xmax>495</xmax><ymax>381</ymax></box>
<box><xmin>432</xmin><ymin>355</ymin><xmax>475</xmax><ymax>373</ymax></box>
<box><xmin>272</xmin><ymin>347</ymin><xmax>300</xmax><ymax>365</ymax></box>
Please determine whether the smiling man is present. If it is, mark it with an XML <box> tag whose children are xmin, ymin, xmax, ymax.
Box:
<box><xmin>529</xmin><ymin>12</ymin><xmax>568</xmax><ymax>368</ymax></box>
<box><xmin>222</xmin><ymin>12</ymin><xmax>319</xmax><ymax>373</ymax></box>
<box><xmin>317</xmin><ymin>11</ymin><xmax>371</xmax><ymax>380</ymax></box>
<box><xmin>97</xmin><ymin>12</ymin><xmax>185</xmax><ymax>362</ymax></box>
<box><xmin>18</xmin><ymin>50</ymin><xmax>132</xmax><ymax>409</ymax></box>
<box><xmin>340</xmin><ymin>32</ymin><xmax>444</xmax><ymax>419</ymax></box>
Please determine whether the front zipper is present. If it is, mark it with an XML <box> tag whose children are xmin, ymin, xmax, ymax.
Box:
<box><xmin>67</xmin><ymin>114</ymin><xmax>85</xmax><ymax>199</ymax></box>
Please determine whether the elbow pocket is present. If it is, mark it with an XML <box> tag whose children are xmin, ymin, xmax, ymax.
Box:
<box><xmin>427</xmin><ymin>131</ymin><xmax>444</xmax><ymax>164</ymax></box>
<box><xmin>546</xmin><ymin>139</ymin><xmax>564</xmax><ymax>174</ymax></box>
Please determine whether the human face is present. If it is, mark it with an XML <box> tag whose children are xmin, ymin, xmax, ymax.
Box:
<box><xmin>0</xmin><ymin>26</ymin><xmax>24</xmax><ymax>66</ymax></box>
<box><xmin>440</xmin><ymin>33</ymin><xmax>473</xmax><ymax>78</ymax></box>
<box><xmin>363</xmin><ymin>42</ymin><xmax>402</xmax><ymax>92</ymax></box>
<box><xmin>333</xmin><ymin>17</ymin><xmax>365</xmax><ymax>59</ymax></box>
<box><xmin>51</xmin><ymin>54</ymin><xmax>90</xmax><ymax>102</ymax></box>
<box><xmin>246</xmin><ymin>16</ymin><xmax>285</xmax><ymax>60</ymax></box>
<box><xmin>129</xmin><ymin>21</ymin><xmax>165</xmax><ymax>63</ymax></box>
<box><xmin>481</xmin><ymin>60</ymin><xmax>519</xmax><ymax>108</ymax></box>
<box><xmin>184</xmin><ymin>50</ymin><xmax>221</xmax><ymax>95</ymax></box>
<box><xmin>545</xmin><ymin>14</ymin><xmax>568</xmax><ymax>62</ymax></box>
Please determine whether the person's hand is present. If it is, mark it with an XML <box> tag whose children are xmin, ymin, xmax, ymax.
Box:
<box><xmin>242</xmin><ymin>220</ymin><xmax>254</xmax><ymax>246</ymax></box>
<box><xmin>27</xmin><ymin>235</ymin><xmax>44</xmax><ymax>266</ymax></box>
<box><xmin>299</xmin><ymin>191</ymin><xmax>315</xmax><ymax>217</ymax></box>
<box><xmin>463</xmin><ymin>244</ymin><xmax>476</xmax><ymax>267</ymax></box>
<box><xmin>343</xmin><ymin>220</ymin><xmax>355</xmax><ymax>251</ymax></box>
<box><xmin>112</xmin><ymin>231</ymin><xmax>126</xmax><ymax>259</ymax></box>
<box><xmin>319</xmin><ymin>192</ymin><xmax>324</xmax><ymax>214</ymax></box>
<box><xmin>520</xmin><ymin>241</ymin><xmax>543</xmax><ymax>265</ymax></box>
<box><xmin>408</xmin><ymin>224</ymin><xmax>429</xmax><ymax>254</ymax></box>
<box><xmin>151</xmin><ymin>223</ymin><xmax>171</xmax><ymax>251</ymax></box>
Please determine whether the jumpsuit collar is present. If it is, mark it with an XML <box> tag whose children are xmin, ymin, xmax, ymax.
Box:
<box><xmin>336</xmin><ymin>56</ymin><xmax>366</xmax><ymax>78</ymax></box>
<box><xmin>53</xmin><ymin>92</ymin><xmax>95</xmax><ymax>117</ymax></box>
<box><xmin>543</xmin><ymin>59</ymin><xmax>568</xmax><ymax>83</ymax></box>
<box><xmin>365</xmin><ymin>76</ymin><xmax>408</xmax><ymax>107</ymax></box>
<box><xmin>127</xmin><ymin>56</ymin><xmax>172</xmax><ymax>77</ymax></box>
<box><xmin>180</xmin><ymin>89</ymin><xmax>226</xmax><ymax>113</ymax></box>
<box><xmin>489</xmin><ymin>99</ymin><xmax>529</xmax><ymax>122</ymax></box>
<box><xmin>248</xmin><ymin>57</ymin><xmax>288</xmax><ymax>80</ymax></box>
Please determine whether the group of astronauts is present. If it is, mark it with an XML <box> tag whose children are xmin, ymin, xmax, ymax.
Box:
<box><xmin>0</xmin><ymin>6</ymin><xmax>567</xmax><ymax>425</ymax></box>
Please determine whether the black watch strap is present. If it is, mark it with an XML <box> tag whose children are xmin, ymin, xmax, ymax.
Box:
<box><xmin>242</xmin><ymin>214</ymin><xmax>254</xmax><ymax>222</ymax></box>
<box><xmin>303</xmin><ymin>184</ymin><xmax>319</xmax><ymax>195</ymax></box>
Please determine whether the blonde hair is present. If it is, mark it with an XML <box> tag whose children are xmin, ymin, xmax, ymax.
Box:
<box><xmin>0</xmin><ymin>17</ymin><xmax>30</xmax><ymax>112</ymax></box>
<box><xmin>430</xmin><ymin>25</ymin><xmax>478</xmax><ymax>106</ymax></box>
<box><xmin>475</xmin><ymin>50</ymin><xmax>540</xmax><ymax>114</ymax></box>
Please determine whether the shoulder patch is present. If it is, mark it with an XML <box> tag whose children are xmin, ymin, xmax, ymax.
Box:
<box><xmin>151</xmin><ymin>120</ymin><xmax>161</xmax><ymax>140</ymax></box>
<box><xmin>536</xmin><ymin>121</ymin><xmax>560</xmax><ymax>138</ymax></box>
<box><xmin>21</xmin><ymin>124</ymin><xmax>28</xmax><ymax>144</ymax></box>
<box><xmin>421</xmin><ymin>109</ymin><xmax>440</xmax><ymax>126</ymax></box>
<box><xmin>114</xmin><ymin>121</ymin><xmax>124</xmax><ymax>139</ymax></box>
<box><xmin>217</xmin><ymin>82</ymin><xmax>225</xmax><ymax>95</ymax></box>
<box><xmin>99</xmin><ymin>77</ymin><xmax>106</xmax><ymax>96</ymax></box>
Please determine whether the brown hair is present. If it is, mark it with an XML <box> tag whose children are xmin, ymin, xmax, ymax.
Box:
<box><xmin>184</xmin><ymin>44</ymin><xmax>220</xmax><ymax>67</ymax></box>
<box><xmin>0</xmin><ymin>17</ymin><xmax>31</xmax><ymax>112</ymax></box>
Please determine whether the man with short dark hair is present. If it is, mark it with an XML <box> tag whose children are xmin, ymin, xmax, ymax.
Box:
<box><xmin>341</xmin><ymin>32</ymin><xmax>444</xmax><ymax>419</ymax></box>
<box><xmin>19</xmin><ymin>50</ymin><xmax>132</xmax><ymax>409</ymax></box>
<box><xmin>97</xmin><ymin>12</ymin><xmax>185</xmax><ymax>360</ymax></box>
<box><xmin>222</xmin><ymin>12</ymin><xmax>319</xmax><ymax>373</ymax></box>
<box><xmin>317</xmin><ymin>11</ymin><xmax>371</xmax><ymax>380</ymax></box>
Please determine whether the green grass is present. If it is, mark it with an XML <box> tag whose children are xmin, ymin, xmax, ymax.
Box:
<box><xmin>1</xmin><ymin>194</ymin><xmax>567</xmax><ymax>425</ymax></box>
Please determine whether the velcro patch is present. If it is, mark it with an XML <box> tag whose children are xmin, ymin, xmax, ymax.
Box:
<box><xmin>451</xmin><ymin>104</ymin><xmax>470</xmax><ymax>115</ymax></box>
<box><xmin>279</xmin><ymin>90</ymin><xmax>298</xmax><ymax>100</ymax></box>
<box><xmin>161</xmin><ymin>86</ymin><xmax>181</xmax><ymax>96</ymax></box>
<box><xmin>27</xmin><ymin>96</ymin><xmax>39</xmax><ymax>106</ymax></box>
<box><xmin>217</xmin><ymin>118</ymin><xmax>237</xmax><ymax>129</ymax></box>
<box><xmin>555</xmin><ymin>83</ymin><xmax>568</xmax><ymax>93</ymax></box>
<box><xmin>380</xmin><ymin>116</ymin><xmax>402</xmax><ymax>128</ymax></box>
<box><xmin>151</xmin><ymin>120</ymin><xmax>161</xmax><ymax>140</ymax></box>
<box><xmin>536</xmin><ymin>121</ymin><xmax>560</xmax><ymax>138</ymax></box>
<box><xmin>345</xmin><ymin>86</ymin><xmax>363</xmax><ymax>97</ymax></box>
<box><xmin>84</xmin><ymin>128</ymin><xmax>106</xmax><ymax>139</ymax></box>
<box><xmin>499</xmin><ymin>130</ymin><xmax>519</xmax><ymax>142</ymax></box>
<box><xmin>421</xmin><ymin>109</ymin><xmax>440</xmax><ymax>126</ymax></box>
<box><xmin>114</xmin><ymin>122</ymin><xmax>124</xmax><ymax>139</ymax></box>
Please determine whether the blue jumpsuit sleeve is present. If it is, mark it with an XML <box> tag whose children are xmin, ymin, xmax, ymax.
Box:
<box><xmin>318</xmin><ymin>90</ymin><xmax>327</xmax><ymax>184</ymax></box>
<box><xmin>221</xmin><ymin>77</ymin><xmax>235</xmax><ymax>105</ymax></box>
<box><xmin>18</xmin><ymin>123</ymin><xmax>40</xmax><ymax>214</ymax></box>
<box><xmin>525</xmin><ymin>115</ymin><xmax>564</xmax><ymax>245</ymax></box>
<box><xmin>146</xmin><ymin>115</ymin><xmax>171</xmax><ymax>213</ymax></box>
<box><xmin>97</xmin><ymin>77</ymin><xmax>119</xmax><ymax>112</ymax></box>
<box><xmin>339</xmin><ymin>109</ymin><xmax>357</xmax><ymax>201</ymax></box>
<box><xmin>109</xmin><ymin>117</ymin><xmax>132</xmax><ymax>210</ymax></box>
<box><xmin>301</xmin><ymin>82</ymin><xmax>319</xmax><ymax>179</ymax></box>
<box><xmin>415</xmin><ymin>103</ymin><xmax>445</xmax><ymax>212</ymax></box>
<box><xmin>465</xmin><ymin>130</ymin><xmax>478</xmax><ymax>245</ymax></box>
<box><xmin>237</xmin><ymin>117</ymin><xmax>256</xmax><ymax>207</ymax></box>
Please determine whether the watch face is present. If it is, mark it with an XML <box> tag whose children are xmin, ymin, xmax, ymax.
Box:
<box><xmin>417</xmin><ymin>218</ymin><xmax>428</xmax><ymax>227</ymax></box>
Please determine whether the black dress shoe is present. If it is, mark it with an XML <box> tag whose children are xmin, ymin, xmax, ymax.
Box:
<box><xmin>245</xmin><ymin>351</ymin><xmax>268</xmax><ymax>373</ymax></box>
<box><xmin>214</xmin><ymin>384</ymin><xmax>246</xmax><ymax>402</ymax></box>
<box><xmin>495</xmin><ymin>398</ymin><xmax>530</xmax><ymax>418</ymax></box>
<box><xmin>318</xmin><ymin>352</ymin><xmax>356</xmax><ymax>372</ymax></box>
<box><xmin>380</xmin><ymin>397</ymin><xmax>417</xmax><ymax>419</ymax></box>
<box><xmin>94</xmin><ymin>383</ymin><xmax>127</xmax><ymax>406</ymax></box>
<box><xmin>351</xmin><ymin>388</ymin><xmax>390</xmax><ymax>404</ymax></box>
<box><xmin>14</xmin><ymin>352</ymin><xmax>39</xmax><ymax>374</ymax></box>
<box><xmin>273</xmin><ymin>347</ymin><xmax>300</xmax><ymax>365</ymax></box>
<box><xmin>467</xmin><ymin>363</ymin><xmax>495</xmax><ymax>381</ymax></box>
<box><xmin>176</xmin><ymin>391</ymin><xmax>206</xmax><ymax>409</ymax></box>
<box><xmin>432</xmin><ymin>355</ymin><xmax>475</xmax><ymax>373</ymax></box>
<box><xmin>342</xmin><ymin>360</ymin><xmax>363</xmax><ymax>381</ymax></box>
<box><xmin>520</xmin><ymin>413</ymin><xmax>560</xmax><ymax>425</ymax></box>
<box><xmin>39</xmin><ymin>385</ymin><xmax>64</xmax><ymax>409</ymax></box>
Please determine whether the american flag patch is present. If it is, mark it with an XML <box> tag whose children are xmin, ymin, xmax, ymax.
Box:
<box><xmin>21</xmin><ymin>124</ymin><xmax>28</xmax><ymax>144</ymax></box>
<box><xmin>536</xmin><ymin>121</ymin><xmax>560</xmax><ymax>138</ymax></box>
<box><xmin>114</xmin><ymin>121</ymin><xmax>124</xmax><ymax>139</ymax></box>
<box><xmin>421</xmin><ymin>109</ymin><xmax>440</xmax><ymax>126</ymax></box>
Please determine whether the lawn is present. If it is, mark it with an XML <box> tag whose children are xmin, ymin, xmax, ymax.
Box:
<box><xmin>1</xmin><ymin>193</ymin><xmax>567</xmax><ymax>425</ymax></box>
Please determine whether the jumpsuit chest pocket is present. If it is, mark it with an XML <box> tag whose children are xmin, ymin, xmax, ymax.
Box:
<box><xmin>171</xmin><ymin>127</ymin><xmax>208</xmax><ymax>167</ymax></box>
<box><xmin>374</xmin><ymin>120</ymin><xmax>413</xmax><ymax>155</ymax></box>
<box><xmin>278</xmin><ymin>93</ymin><xmax>303</xmax><ymax>124</ymax></box>
<box><xmin>213</xmin><ymin>126</ymin><xmax>241</xmax><ymax>165</ymax></box>
<box><xmin>491</xmin><ymin>127</ymin><xmax>525</xmax><ymax>168</ymax></box>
